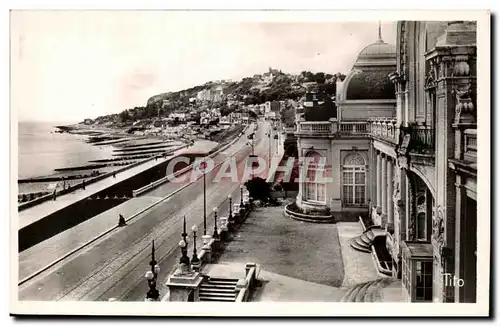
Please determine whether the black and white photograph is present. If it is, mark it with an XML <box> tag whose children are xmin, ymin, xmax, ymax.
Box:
<box><xmin>8</xmin><ymin>8</ymin><xmax>490</xmax><ymax>317</ymax></box>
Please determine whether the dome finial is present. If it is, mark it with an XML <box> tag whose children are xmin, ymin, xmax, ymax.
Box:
<box><xmin>377</xmin><ymin>20</ymin><xmax>383</xmax><ymax>43</ymax></box>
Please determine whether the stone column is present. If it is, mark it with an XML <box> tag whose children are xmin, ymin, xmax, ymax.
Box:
<box><xmin>381</xmin><ymin>154</ymin><xmax>387</xmax><ymax>220</ymax></box>
<box><xmin>376</xmin><ymin>152</ymin><xmax>382</xmax><ymax>212</ymax></box>
<box><xmin>387</xmin><ymin>157</ymin><xmax>394</xmax><ymax>231</ymax></box>
<box><xmin>454</xmin><ymin>175</ymin><xmax>464</xmax><ymax>303</ymax></box>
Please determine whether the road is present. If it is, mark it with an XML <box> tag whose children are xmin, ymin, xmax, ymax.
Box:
<box><xmin>18</xmin><ymin>120</ymin><xmax>275</xmax><ymax>301</ymax></box>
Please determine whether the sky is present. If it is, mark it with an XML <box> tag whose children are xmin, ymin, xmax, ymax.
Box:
<box><xmin>11</xmin><ymin>11</ymin><xmax>397</xmax><ymax>123</ymax></box>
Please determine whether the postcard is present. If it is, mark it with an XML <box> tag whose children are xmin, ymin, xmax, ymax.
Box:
<box><xmin>10</xmin><ymin>9</ymin><xmax>490</xmax><ymax>317</ymax></box>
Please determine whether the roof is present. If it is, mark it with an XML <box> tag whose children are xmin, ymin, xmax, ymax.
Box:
<box><xmin>401</xmin><ymin>241</ymin><xmax>434</xmax><ymax>259</ymax></box>
<box><xmin>345</xmin><ymin>68</ymin><xmax>396</xmax><ymax>100</ymax></box>
<box><xmin>354</xmin><ymin>40</ymin><xmax>396</xmax><ymax>68</ymax></box>
<box><xmin>358</xmin><ymin>40</ymin><xmax>397</xmax><ymax>57</ymax></box>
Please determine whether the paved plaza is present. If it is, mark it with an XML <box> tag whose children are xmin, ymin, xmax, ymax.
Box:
<box><xmin>208</xmin><ymin>203</ymin><xmax>383</xmax><ymax>301</ymax></box>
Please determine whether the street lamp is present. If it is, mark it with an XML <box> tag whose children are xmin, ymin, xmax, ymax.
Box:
<box><xmin>191</xmin><ymin>225</ymin><xmax>200</xmax><ymax>266</ymax></box>
<box><xmin>178</xmin><ymin>239</ymin><xmax>190</xmax><ymax>266</ymax></box>
<box><xmin>266</xmin><ymin>132</ymin><xmax>271</xmax><ymax>170</ymax></box>
<box><xmin>200</xmin><ymin>161</ymin><xmax>208</xmax><ymax>235</ymax></box>
<box><xmin>180</xmin><ymin>216</ymin><xmax>190</xmax><ymax>266</ymax></box>
<box><xmin>145</xmin><ymin>240</ymin><xmax>160</xmax><ymax>301</ymax></box>
<box><xmin>228</xmin><ymin>194</ymin><xmax>234</xmax><ymax>224</ymax></box>
<box><xmin>274</xmin><ymin>134</ymin><xmax>279</xmax><ymax>155</ymax></box>
<box><xmin>213</xmin><ymin>207</ymin><xmax>219</xmax><ymax>239</ymax></box>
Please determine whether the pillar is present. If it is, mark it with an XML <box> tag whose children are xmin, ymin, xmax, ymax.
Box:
<box><xmin>376</xmin><ymin>152</ymin><xmax>382</xmax><ymax>211</ymax></box>
<box><xmin>387</xmin><ymin>157</ymin><xmax>394</xmax><ymax>229</ymax></box>
<box><xmin>381</xmin><ymin>154</ymin><xmax>387</xmax><ymax>218</ymax></box>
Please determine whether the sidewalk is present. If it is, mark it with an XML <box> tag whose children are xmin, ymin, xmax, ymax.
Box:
<box><xmin>18</xmin><ymin>196</ymin><xmax>162</xmax><ymax>281</ymax></box>
<box><xmin>209</xmin><ymin>204</ymin><xmax>346</xmax><ymax>301</ymax></box>
<box><xmin>18</xmin><ymin>140</ymin><xmax>208</xmax><ymax>230</ymax></box>
<box><xmin>336</xmin><ymin>222</ymin><xmax>381</xmax><ymax>287</ymax></box>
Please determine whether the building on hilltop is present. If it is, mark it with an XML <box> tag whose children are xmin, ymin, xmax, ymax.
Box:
<box><xmin>289</xmin><ymin>21</ymin><xmax>477</xmax><ymax>303</ymax></box>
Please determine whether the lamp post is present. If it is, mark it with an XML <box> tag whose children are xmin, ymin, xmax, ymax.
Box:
<box><xmin>191</xmin><ymin>225</ymin><xmax>200</xmax><ymax>266</ymax></box>
<box><xmin>274</xmin><ymin>134</ymin><xmax>279</xmax><ymax>155</ymax></box>
<box><xmin>228</xmin><ymin>194</ymin><xmax>233</xmax><ymax>224</ymax></box>
<box><xmin>200</xmin><ymin>161</ymin><xmax>208</xmax><ymax>236</ymax></box>
<box><xmin>266</xmin><ymin>132</ymin><xmax>271</xmax><ymax>170</ymax></box>
<box><xmin>213</xmin><ymin>207</ymin><xmax>219</xmax><ymax>239</ymax></box>
<box><xmin>180</xmin><ymin>216</ymin><xmax>190</xmax><ymax>266</ymax></box>
<box><xmin>145</xmin><ymin>240</ymin><xmax>160</xmax><ymax>301</ymax></box>
<box><xmin>179</xmin><ymin>239</ymin><xmax>189</xmax><ymax>266</ymax></box>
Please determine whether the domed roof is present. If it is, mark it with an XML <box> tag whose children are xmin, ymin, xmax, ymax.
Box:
<box><xmin>345</xmin><ymin>67</ymin><xmax>395</xmax><ymax>100</ymax></box>
<box><xmin>358</xmin><ymin>40</ymin><xmax>396</xmax><ymax>57</ymax></box>
<box><xmin>353</xmin><ymin>24</ymin><xmax>396</xmax><ymax>68</ymax></box>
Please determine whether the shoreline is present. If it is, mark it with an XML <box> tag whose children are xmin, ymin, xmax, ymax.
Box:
<box><xmin>18</xmin><ymin>122</ymin><xmax>245</xmax><ymax>203</ymax></box>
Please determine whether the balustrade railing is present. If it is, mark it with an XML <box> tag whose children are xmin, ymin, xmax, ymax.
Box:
<box><xmin>338</xmin><ymin>122</ymin><xmax>369</xmax><ymax>135</ymax></box>
<box><xmin>297</xmin><ymin>121</ymin><xmax>332</xmax><ymax>134</ymax></box>
<box><xmin>369</xmin><ymin>118</ymin><xmax>398</xmax><ymax>144</ymax></box>
<box><xmin>408</xmin><ymin>125</ymin><xmax>435</xmax><ymax>153</ymax></box>
<box><xmin>463</xmin><ymin>129</ymin><xmax>477</xmax><ymax>160</ymax></box>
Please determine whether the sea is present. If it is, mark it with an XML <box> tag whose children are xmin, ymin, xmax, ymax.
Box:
<box><xmin>17</xmin><ymin>121</ymin><xmax>115</xmax><ymax>180</ymax></box>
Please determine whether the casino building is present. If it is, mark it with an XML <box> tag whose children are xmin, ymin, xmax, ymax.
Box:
<box><xmin>289</xmin><ymin>21</ymin><xmax>477</xmax><ymax>302</ymax></box>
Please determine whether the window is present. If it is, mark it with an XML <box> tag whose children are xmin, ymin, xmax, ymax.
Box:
<box><xmin>342</xmin><ymin>153</ymin><xmax>366</xmax><ymax>206</ymax></box>
<box><xmin>417</xmin><ymin>213</ymin><xmax>426</xmax><ymax>240</ymax></box>
<box><xmin>415</xmin><ymin>261</ymin><xmax>433</xmax><ymax>302</ymax></box>
<box><xmin>304</xmin><ymin>151</ymin><xmax>326</xmax><ymax>203</ymax></box>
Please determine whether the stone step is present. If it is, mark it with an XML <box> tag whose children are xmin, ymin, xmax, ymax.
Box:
<box><xmin>360</xmin><ymin>233</ymin><xmax>371</xmax><ymax>245</ymax></box>
<box><xmin>353</xmin><ymin>237</ymin><xmax>371</xmax><ymax>250</ymax></box>
<box><xmin>199</xmin><ymin>290</ymin><xmax>236</xmax><ymax>298</ymax></box>
<box><xmin>206</xmin><ymin>281</ymin><xmax>238</xmax><ymax>286</ymax></box>
<box><xmin>345</xmin><ymin>281</ymin><xmax>365</xmax><ymax>302</ymax></box>
<box><xmin>199</xmin><ymin>286</ymin><xmax>236</xmax><ymax>294</ymax></box>
<box><xmin>208</xmin><ymin>278</ymin><xmax>239</xmax><ymax>284</ymax></box>
<box><xmin>340</xmin><ymin>285</ymin><xmax>357</xmax><ymax>302</ymax></box>
<box><xmin>199</xmin><ymin>296</ymin><xmax>235</xmax><ymax>302</ymax></box>
<box><xmin>354</xmin><ymin>281</ymin><xmax>373</xmax><ymax>302</ymax></box>
<box><xmin>364</xmin><ymin>279</ymin><xmax>384</xmax><ymax>302</ymax></box>
<box><xmin>350</xmin><ymin>238</ymin><xmax>372</xmax><ymax>253</ymax></box>
<box><xmin>365</xmin><ymin>229</ymin><xmax>376</xmax><ymax>241</ymax></box>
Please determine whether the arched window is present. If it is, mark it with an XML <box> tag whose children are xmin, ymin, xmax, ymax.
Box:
<box><xmin>342</xmin><ymin>153</ymin><xmax>366</xmax><ymax>206</ymax></box>
<box><xmin>304</xmin><ymin>151</ymin><xmax>326</xmax><ymax>203</ymax></box>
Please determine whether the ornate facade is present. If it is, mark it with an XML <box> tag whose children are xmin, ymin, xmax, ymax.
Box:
<box><xmin>293</xmin><ymin>21</ymin><xmax>477</xmax><ymax>303</ymax></box>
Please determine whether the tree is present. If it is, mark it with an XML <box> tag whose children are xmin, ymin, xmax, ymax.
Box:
<box><xmin>313</xmin><ymin>72</ymin><xmax>325</xmax><ymax>84</ymax></box>
<box><xmin>244</xmin><ymin>177</ymin><xmax>272</xmax><ymax>202</ymax></box>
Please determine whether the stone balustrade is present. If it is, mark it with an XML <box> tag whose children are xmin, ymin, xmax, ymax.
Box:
<box><xmin>338</xmin><ymin>122</ymin><xmax>369</xmax><ymax>135</ymax></box>
<box><xmin>463</xmin><ymin>129</ymin><xmax>477</xmax><ymax>161</ymax></box>
<box><xmin>296</xmin><ymin>120</ymin><xmax>370</xmax><ymax>136</ymax></box>
<box><xmin>164</xmin><ymin>199</ymin><xmax>254</xmax><ymax>302</ymax></box>
<box><xmin>297</xmin><ymin>121</ymin><xmax>333</xmax><ymax>134</ymax></box>
<box><xmin>235</xmin><ymin>263</ymin><xmax>258</xmax><ymax>302</ymax></box>
<box><xmin>369</xmin><ymin>117</ymin><xmax>399</xmax><ymax>144</ymax></box>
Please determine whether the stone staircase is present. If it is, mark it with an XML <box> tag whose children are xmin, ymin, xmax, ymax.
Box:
<box><xmin>340</xmin><ymin>278</ymin><xmax>402</xmax><ymax>302</ymax></box>
<box><xmin>199</xmin><ymin>277</ymin><xmax>239</xmax><ymax>302</ymax></box>
<box><xmin>349</xmin><ymin>226</ymin><xmax>385</xmax><ymax>253</ymax></box>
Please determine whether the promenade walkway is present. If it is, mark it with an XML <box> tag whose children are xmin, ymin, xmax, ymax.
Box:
<box><xmin>336</xmin><ymin>222</ymin><xmax>381</xmax><ymax>287</ymax></box>
<box><xmin>17</xmin><ymin>123</ymin><xmax>262</xmax><ymax>301</ymax></box>
<box><xmin>18</xmin><ymin>140</ymin><xmax>215</xmax><ymax>230</ymax></box>
<box><xmin>205</xmin><ymin>204</ymin><xmax>347</xmax><ymax>301</ymax></box>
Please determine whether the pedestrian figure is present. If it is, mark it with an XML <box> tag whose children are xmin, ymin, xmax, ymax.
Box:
<box><xmin>82</xmin><ymin>180</ymin><xmax>86</xmax><ymax>190</ymax></box>
<box><xmin>52</xmin><ymin>189</ymin><xmax>57</xmax><ymax>201</ymax></box>
<box><xmin>113</xmin><ymin>172</ymin><xmax>116</xmax><ymax>179</ymax></box>
<box><xmin>118</xmin><ymin>214</ymin><xmax>126</xmax><ymax>227</ymax></box>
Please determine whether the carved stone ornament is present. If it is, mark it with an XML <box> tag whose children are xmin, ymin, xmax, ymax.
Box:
<box><xmin>397</xmin><ymin>155</ymin><xmax>408</xmax><ymax>170</ymax></box>
<box><xmin>174</xmin><ymin>262</ymin><xmax>194</xmax><ymax>276</ymax></box>
<box><xmin>433</xmin><ymin>206</ymin><xmax>445</xmax><ymax>250</ymax></box>
<box><xmin>425</xmin><ymin>62</ymin><xmax>437</xmax><ymax>89</ymax></box>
